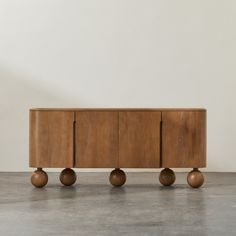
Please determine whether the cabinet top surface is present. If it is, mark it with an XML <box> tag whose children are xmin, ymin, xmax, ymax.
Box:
<box><xmin>30</xmin><ymin>108</ymin><xmax>206</xmax><ymax>112</ymax></box>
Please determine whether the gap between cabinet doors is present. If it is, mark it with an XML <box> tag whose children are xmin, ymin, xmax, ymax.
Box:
<box><xmin>73</xmin><ymin>111</ymin><xmax>162</xmax><ymax>168</ymax></box>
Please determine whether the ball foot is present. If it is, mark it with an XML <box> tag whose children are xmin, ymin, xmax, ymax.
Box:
<box><xmin>159</xmin><ymin>168</ymin><xmax>176</xmax><ymax>186</ymax></box>
<box><xmin>59</xmin><ymin>168</ymin><xmax>77</xmax><ymax>186</ymax></box>
<box><xmin>31</xmin><ymin>168</ymin><xmax>48</xmax><ymax>188</ymax></box>
<box><xmin>187</xmin><ymin>168</ymin><xmax>204</xmax><ymax>188</ymax></box>
<box><xmin>109</xmin><ymin>168</ymin><xmax>126</xmax><ymax>187</ymax></box>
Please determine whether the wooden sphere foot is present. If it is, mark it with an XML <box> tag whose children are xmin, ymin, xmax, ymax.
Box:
<box><xmin>159</xmin><ymin>168</ymin><xmax>176</xmax><ymax>186</ymax></box>
<box><xmin>31</xmin><ymin>168</ymin><xmax>48</xmax><ymax>188</ymax></box>
<box><xmin>109</xmin><ymin>169</ymin><xmax>126</xmax><ymax>187</ymax></box>
<box><xmin>187</xmin><ymin>169</ymin><xmax>204</xmax><ymax>188</ymax></box>
<box><xmin>60</xmin><ymin>168</ymin><xmax>77</xmax><ymax>186</ymax></box>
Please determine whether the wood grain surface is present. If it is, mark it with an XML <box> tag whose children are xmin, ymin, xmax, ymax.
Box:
<box><xmin>75</xmin><ymin>112</ymin><xmax>118</xmax><ymax>167</ymax></box>
<box><xmin>162</xmin><ymin>111</ymin><xmax>206</xmax><ymax>168</ymax></box>
<box><xmin>30</xmin><ymin>108</ymin><xmax>206</xmax><ymax>112</ymax></box>
<box><xmin>119</xmin><ymin>112</ymin><xmax>161</xmax><ymax>168</ymax></box>
<box><xmin>29</xmin><ymin>109</ymin><xmax>207</xmax><ymax>169</ymax></box>
<box><xmin>29</xmin><ymin>111</ymin><xmax>74</xmax><ymax>168</ymax></box>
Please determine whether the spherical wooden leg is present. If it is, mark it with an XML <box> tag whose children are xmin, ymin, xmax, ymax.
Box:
<box><xmin>31</xmin><ymin>168</ymin><xmax>48</xmax><ymax>188</ymax></box>
<box><xmin>109</xmin><ymin>168</ymin><xmax>126</xmax><ymax>187</ymax></box>
<box><xmin>187</xmin><ymin>168</ymin><xmax>204</xmax><ymax>188</ymax></box>
<box><xmin>159</xmin><ymin>168</ymin><xmax>176</xmax><ymax>186</ymax></box>
<box><xmin>59</xmin><ymin>168</ymin><xmax>77</xmax><ymax>186</ymax></box>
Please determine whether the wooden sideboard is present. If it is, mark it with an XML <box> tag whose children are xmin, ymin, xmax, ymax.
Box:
<box><xmin>29</xmin><ymin>108</ymin><xmax>206</xmax><ymax>188</ymax></box>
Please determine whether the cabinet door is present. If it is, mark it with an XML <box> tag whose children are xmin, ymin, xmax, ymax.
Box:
<box><xmin>75</xmin><ymin>112</ymin><xmax>118</xmax><ymax>167</ymax></box>
<box><xmin>119</xmin><ymin>112</ymin><xmax>161</xmax><ymax>168</ymax></box>
<box><xmin>29</xmin><ymin>111</ymin><xmax>74</xmax><ymax>168</ymax></box>
<box><xmin>162</xmin><ymin>111</ymin><xmax>206</xmax><ymax>168</ymax></box>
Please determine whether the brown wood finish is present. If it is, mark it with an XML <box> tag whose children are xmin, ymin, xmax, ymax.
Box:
<box><xmin>119</xmin><ymin>112</ymin><xmax>161</xmax><ymax>168</ymax></box>
<box><xmin>31</xmin><ymin>168</ymin><xmax>48</xmax><ymax>188</ymax></box>
<box><xmin>159</xmin><ymin>168</ymin><xmax>176</xmax><ymax>186</ymax></box>
<box><xmin>29</xmin><ymin>111</ymin><xmax>74</xmax><ymax>168</ymax></box>
<box><xmin>162</xmin><ymin>111</ymin><xmax>206</xmax><ymax>168</ymax></box>
<box><xmin>29</xmin><ymin>108</ymin><xmax>207</xmax><ymax>188</ymax></box>
<box><xmin>109</xmin><ymin>168</ymin><xmax>126</xmax><ymax>187</ymax></box>
<box><xmin>75</xmin><ymin>111</ymin><xmax>118</xmax><ymax>167</ymax></box>
<box><xmin>187</xmin><ymin>168</ymin><xmax>204</xmax><ymax>188</ymax></box>
<box><xmin>59</xmin><ymin>168</ymin><xmax>77</xmax><ymax>186</ymax></box>
<box><xmin>31</xmin><ymin>108</ymin><xmax>206</xmax><ymax>112</ymax></box>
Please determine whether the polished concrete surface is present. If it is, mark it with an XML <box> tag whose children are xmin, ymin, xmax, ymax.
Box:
<box><xmin>0</xmin><ymin>172</ymin><xmax>236</xmax><ymax>236</ymax></box>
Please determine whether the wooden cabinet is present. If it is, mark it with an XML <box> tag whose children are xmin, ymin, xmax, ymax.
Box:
<box><xmin>119</xmin><ymin>112</ymin><xmax>161</xmax><ymax>168</ymax></box>
<box><xmin>29</xmin><ymin>108</ymin><xmax>207</xmax><ymax>188</ymax></box>
<box><xmin>29</xmin><ymin>111</ymin><xmax>74</xmax><ymax>168</ymax></box>
<box><xmin>162</xmin><ymin>111</ymin><xmax>206</xmax><ymax>168</ymax></box>
<box><xmin>75</xmin><ymin>112</ymin><xmax>118</xmax><ymax>168</ymax></box>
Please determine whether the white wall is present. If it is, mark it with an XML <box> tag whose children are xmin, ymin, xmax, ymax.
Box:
<box><xmin>0</xmin><ymin>0</ymin><xmax>235</xmax><ymax>172</ymax></box>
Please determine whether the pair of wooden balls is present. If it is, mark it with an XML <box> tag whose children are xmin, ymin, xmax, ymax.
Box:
<box><xmin>159</xmin><ymin>168</ymin><xmax>204</xmax><ymax>188</ymax></box>
<box><xmin>31</xmin><ymin>168</ymin><xmax>77</xmax><ymax>187</ymax></box>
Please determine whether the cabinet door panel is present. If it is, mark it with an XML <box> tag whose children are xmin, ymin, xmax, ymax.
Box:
<box><xmin>29</xmin><ymin>111</ymin><xmax>74</xmax><ymax>168</ymax></box>
<box><xmin>119</xmin><ymin>112</ymin><xmax>161</xmax><ymax>168</ymax></box>
<box><xmin>162</xmin><ymin>111</ymin><xmax>206</xmax><ymax>168</ymax></box>
<box><xmin>75</xmin><ymin>112</ymin><xmax>118</xmax><ymax>167</ymax></box>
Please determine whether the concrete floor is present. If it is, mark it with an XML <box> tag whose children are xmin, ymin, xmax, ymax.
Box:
<box><xmin>0</xmin><ymin>172</ymin><xmax>236</xmax><ymax>236</ymax></box>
